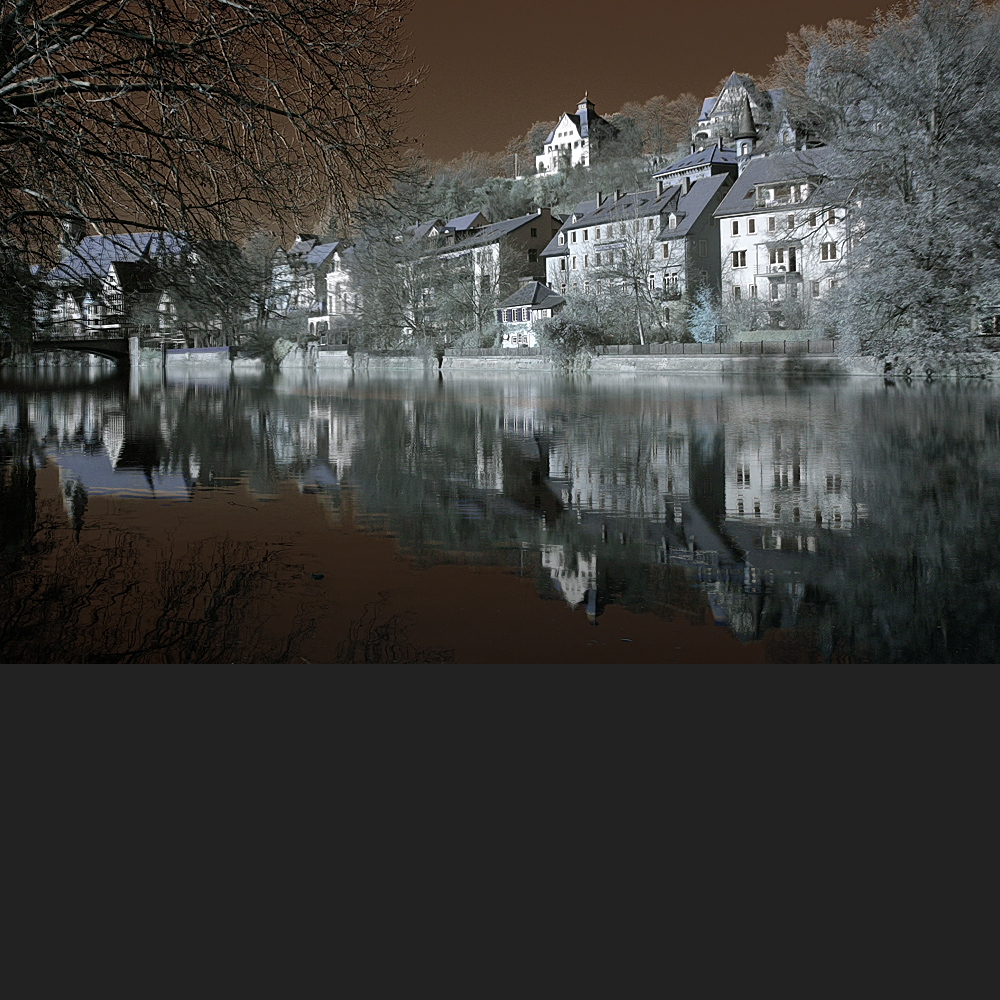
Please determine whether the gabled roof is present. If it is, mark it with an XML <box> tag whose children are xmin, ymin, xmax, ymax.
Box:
<box><xmin>498</xmin><ymin>281</ymin><xmax>565</xmax><ymax>310</ymax></box>
<box><xmin>658</xmin><ymin>172</ymin><xmax>731</xmax><ymax>239</ymax></box>
<box><xmin>446</xmin><ymin>211</ymin><xmax>550</xmax><ymax>251</ymax></box>
<box><xmin>47</xmin><ymin>232</ymin><xmax>188</xmax><ymax>286</ymax></box>
<box><xmin>540</xmin><ymin>199</ymin><xmax>598</xmax><ymax>257</ymax></box>
<box><xmin>713</xmin><ymin>148</ymin><xmax>842</xmax><ymax>218</ymax></box>
<box><xmin>653</xmin><ymin>145</ymin><xmax>737</xmax><ymax>178</ymax></box>
<box><xmin>304</xmin><ymin>241</ymin><xmax>340</xmax><ymax>267</ymax></box>
<box><xmin>405</xmin><ymin>219</ymin><xmax>445</xmax><ymax>242</ymax></box>
<box><xmin>107</xmin><ymin>259</ymin><xmax>158</xmax><ymax>291</ymax></box>
<box><xmin>445</xmin><ymin>212</ymin><xmax>488</xmax><ymax>233</ymax></box>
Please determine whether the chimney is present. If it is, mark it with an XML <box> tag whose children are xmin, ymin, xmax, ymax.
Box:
<box><xmin>685</xmin><ymin>177</ymin><xmax>692</xmax><ymax>194</ymax></box>
<box><xmin>656</xmin><ymin>179</ymin><xmax>665</xmax><ymax>198</ymax></box>
<box><xmin>690</xmin><ymin>142</ymin><xmax>696</xmax><ymax>154</ymax></box>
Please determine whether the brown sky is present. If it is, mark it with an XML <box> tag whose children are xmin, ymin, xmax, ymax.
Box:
<box><xmin>403</xmin><ymin>0</ymin><xmax>886</xmax><ymax>162</ymax></box>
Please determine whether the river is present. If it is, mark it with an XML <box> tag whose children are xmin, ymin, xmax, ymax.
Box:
<box><xmin>2</xmin><ymin>363</ymin><xmax>998</xmax><ymax>663</ymax></box>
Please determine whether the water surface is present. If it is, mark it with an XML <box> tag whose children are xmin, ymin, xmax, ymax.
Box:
<box><xmin>2</xmin><ymin>365</ymin><xmax>998</xmax><ymax>663</ymax></box>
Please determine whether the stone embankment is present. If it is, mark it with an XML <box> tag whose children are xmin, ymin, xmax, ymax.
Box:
<box><xmin>125</xmin><ymin>339</ymin><xmax>1000</xmax><ymax>378</ymax></box>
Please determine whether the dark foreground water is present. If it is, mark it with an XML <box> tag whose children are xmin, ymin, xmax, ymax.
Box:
<box><xmin>2</xmin><ymin>364</ymin><xmax>998</xmax><ymax>663</ymax></box>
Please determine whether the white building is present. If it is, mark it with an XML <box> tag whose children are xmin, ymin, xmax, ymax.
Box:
<box><xmin>535</xmin><ymin>94</ymin><xmax>618</xmax><ymax>175</ymax></box>
<box><xmin>714</xmin><ymin>148</ymin><xmax>852</xmax><ymax>323</ymax></box>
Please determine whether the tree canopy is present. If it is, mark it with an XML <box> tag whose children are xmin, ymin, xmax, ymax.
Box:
<box><xmin>0</xmin><ymin>1</ymin><xmax>415</xmax><ymax>259</ymax></box>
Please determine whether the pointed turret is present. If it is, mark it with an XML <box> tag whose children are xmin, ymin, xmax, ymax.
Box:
<box><xmin>734</xmin><ymin>96</ymin><xmax>757</xmax><ymax>175</ymax></box>
<box><xmin>735</xmin><ymin>95</ymin><xmax>757</xmax><ymax>140</ymax></box>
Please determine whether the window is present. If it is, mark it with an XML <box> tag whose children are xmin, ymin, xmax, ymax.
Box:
<box><xmin>821</xmin><ymin>242</ymin><xmax>837</xmax><ymax>260</ymax></box>
<box><xmin>515</xmin><ymin>308</ymin><xmax>523</xmax><ymax>321</ymax></box>
<box><xmin>770</xmin><ymin>282</ymin><xmax>780</xmax><ymax>300</ymax></box>
<box><xmin>505</xmin><ymin>309</ymin><xmax>514</xmax><ymax>322</ymax></box>
<box><xmin>607</xmin><ymin>249</ymin><xmax>614</xmax><ymax>264</ymax></box>
<box><xmin>596</xmin><ymin>280</ymin><xmax>602</xmax><ymax>294</ymax></box>
<box><xmin>648</xmin><ymin>246</ymin><xmax>654</xmax><ymax>260</ymax></box>
<box><xmin>648</xmin><ymin>274</ymin><xmax>655</xmax><ymax>290</ymax></box>
<box><xmin>811</xmin><ymin>280</ymin><xmax>820</xmax><ymax>297</ymax></box>
<box><xmin>583</xmin><ymin>229</ymin><xmax>589</xmax><ymax>241</ymax></box>
<box><xmin>647</xmin><ymin>218</ymin><xmax>654</xmax><ymax>231</ymax></box>
<box><xmin>829</xmin><ymin>279</ymin><xmax>839</xmax><ymax>290</ymax></box>
<box><xmin>662</xmin><ymin>243</ymin><xmax>669</xmax><ymax>259</ymax></box>
<box><xmin>595</xmin><ymin>227</ymin><xmax>601</xmax><ymax>239</ymax></box>
<box><xmin>572</xmin><ymin>256</ymin><xmax>577</xmax><ymax>269</ymax></box>
<box><xmin>560</xmin><ymin>258</ymin><xmax>566</xmax><ymax>271</ymax></box>
<box><xmin>732</xmin><ymin>250</ymin><xmax>746</xmax><ymax>268</ymax></box>
<box><xmin>749</xmin><ymin>285</ymin><xmax>758</xmax><ymax>298</ymax></box>
<box><xmin>769</xmin><ymin>248</ymin><xmax>785</xmax><ymax>266</ymax></box>
<box><xmin>530</xmin><ymin>228</ymin><xmax>537</xmax><ymax>237</ymax></box>
<box><xmin>699</xmin><ymin>240</ymin><xmax>707</xmax><ymax>257</ymax></box>
<box><xmin>595</xmin><ymin>252</ymin><xmax>601</xmax><ymax>265</ymax></box>
<box><xmin>787</xmin><ymin>214</ymin><xmax>795</xmax><ymax>229</ymax></box>
<box><xmin>790</xmin><ymin>282</ymin><xmax>798</xmax><ymax>299</ymax></box>
<box><xmin>584</xmin><ymin>282</ymin><xmax>590</xmax><ymax>294</ymax></box>
<box><xmin>748</xmin><ymin>218</ymin><xmax>756</xmax><ymax>234</ymax></box>
<box><xmin>571</xmin><ymin>231</ymin><xmax>577</xmax><ymax>243</ymax></box>
<box><xmin>583</xmin><ymin>254</ymin><xmax>588</xmax><ymax>267</ymax></box>
<box><xmin>808</xmin><ymin>212</ymin><xmax>816</xmax><ymax>226</ymax></box>
<box><xmin>732</xmin><ymin>221</ymin><xmax>739</xmax><ymax>235</ymax></box>
<box><xmin>733</xmin><ymin>285</ymin><xmax>741</xmax><ymax>299</ymax></box>
<box><xmin>768</xmin><ymin>216</ymin><xmax>776</xmax><ymax>232</ymax></box>
<box><xmin>828</xmin><ymin>209</ymin><xmax>836</xmax><ymax>224</ymax></box>
<box><xmin>496</xmin><ymin>309</ymin><xmax>503</xmax><ymax>323</ymax></box>
<box><xmin>527</xmin><ymin>249</ymin><xmax>537</xmax><ymax>262</ymax></box>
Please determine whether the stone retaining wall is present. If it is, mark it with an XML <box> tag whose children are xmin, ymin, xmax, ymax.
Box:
<box><xmin>588</xmin><ymin>354</ymin><xmax>876</xmax><ymax>376</ymax></box>
<box><xmin>442</xmin><ymin>356</ymin><xmax>555</xmax><ymax>372</ymax></box>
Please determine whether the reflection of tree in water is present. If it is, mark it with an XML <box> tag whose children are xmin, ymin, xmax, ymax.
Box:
<box><xmin>334</xmin><ymin>594</ymin><xmax>454</xmax><ymax>664</ymax></box>
<box><xmin>822</xmin><ymin>387</ymin><xmax>1000</xmax><ymax>663</ymax></box>
<box><xmin>0</xmin><ymin>512</ymin><xmax>316</xmax><ymax>663</ymax></box>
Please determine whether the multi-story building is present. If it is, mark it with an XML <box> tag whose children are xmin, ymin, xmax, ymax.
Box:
<box><xmin>535</xmin><ymin>94</ymin><xmax>618</xmax><ymax>175</ymax></box>
<box><xmin>692</xmin><ymin>72</ymin><xmax>795</xmax><ymax>152</ymax></box>
<box><xmin>540</xmin><ymin>172</ymin><xmax>732</xmax><ymax>312</ymax></box>
<box><xmin>271</xmin><ymin>234</ymin><xmax>341</xmax><ymax>315</ymax></box>
<box><xmin>42</xmin><ymin>232</ymin><xmax>189</xmax><ymax>338</ymax></box>
<box><xmin>714</xmin><ymin>147</ymin><xmax>852</xmax><ymax>324</ymax></box>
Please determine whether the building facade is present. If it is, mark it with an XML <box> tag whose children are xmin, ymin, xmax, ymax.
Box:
<box><xmin>535</xmin><ymin>94</ymin><xmax>618</xmax><ymax>175</ymax></box>
<box><xmin>714</xmin><ymin>148</ymin><xmax>851</xmax><ymax>326</ymax></box>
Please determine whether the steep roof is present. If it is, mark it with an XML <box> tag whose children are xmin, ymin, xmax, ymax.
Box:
<box><xmin>498</xmin><ymin>281</ymin><xmax>565</xmax><ymax>310</ymax></box>
<box><xmin>653</xmin><ymin>145</ymin><xmax>737</xmax><ymax>178</ymax></box>
<box><xmin>659</xmin><ymin>172</ymin><xmax>731</xmax><ymax>239</ymax></box>
<box><xmin>540</xmin><ymin>199</ymin><xmax>598</xmax><ymax>257</ymax></box>
<box><xmin>445</xmin><ymin>212</ymin><xmax>488</xmax><ymax>232</ymax></box>
<box><xmin>304</xmin><ymin>241</ymin><xmax>340</xmax><ymax>267</ymax></box>
<box><xmin>713</xmin><ymin>148</ymin><xmax>844</xmax><ymax>218</ymax></box>
<box><xmin>48</xmin><ymin>232</ymin><xmax>188</xmax><ymax>285</ymax></box>
<box><xmin>448</xmin><ymin>211</ymin><xmax>551</xmax><ymax>251</ymax></box>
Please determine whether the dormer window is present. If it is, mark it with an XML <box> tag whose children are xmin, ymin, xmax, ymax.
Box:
<box><xmin>558</xmin><ymin>233</ymin><xmax>565</xmax><ymax>245</ymax></box>
<box><xmin>668</xmin><ymin>214</ymin><xmax>677</xmax><ymax>229</ymax></box>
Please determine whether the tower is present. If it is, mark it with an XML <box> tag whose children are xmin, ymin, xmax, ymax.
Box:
<box><xmin>734</xmin><ymin>96</ymin><xmax>757</xmax><ymax>175</ymax></box>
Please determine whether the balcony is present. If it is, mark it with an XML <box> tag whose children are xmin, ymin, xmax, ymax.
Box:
<box><xmin>757</xmin><ymin>265</ymin><xmax>803</xmax><ymax>278</ymax></box>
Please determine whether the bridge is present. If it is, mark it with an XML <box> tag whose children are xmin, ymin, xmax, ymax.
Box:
<box><xmin>3</xmin><ymin>335</ymin><xmax>133</xmax><ymax>364</ymax></box>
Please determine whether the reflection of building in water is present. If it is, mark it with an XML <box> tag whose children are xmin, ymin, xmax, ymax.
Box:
<box><xmin>541</xmin><ymin>544</ymin><xmax>597</xmax><ymax>610</ymax></box>
<box><xmin>725</xmin><ymin>415</ymin><xmax>856</xmax><ymax>534</ymax></box>
<box><xmin>307</xmin><ymin>401</ymin><xmax>364</xmax><ymax>477</ymax></box>
<box><xmin>548</xmin><ymin>428</ymin><xmax>691</xmax><ymax>521</ymax></box>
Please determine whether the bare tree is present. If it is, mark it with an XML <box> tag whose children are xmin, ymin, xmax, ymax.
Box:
<box><xmin>1</xmin><ymin>1</ymin><xmax>415</xmax><ymax>262</ymax></box>
<box><xmin>802</xmin><ymin>0</ymin><xmax>1000</xmax><ymax>362</ymax></box>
